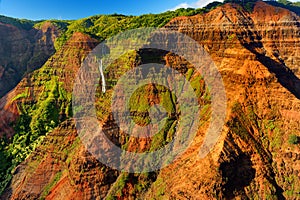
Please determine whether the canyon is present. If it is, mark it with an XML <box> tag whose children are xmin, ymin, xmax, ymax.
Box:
<box><xmin>0</xmin><ymin>1</ymin><xmax>299</xmax><ymax>199</ymax></box>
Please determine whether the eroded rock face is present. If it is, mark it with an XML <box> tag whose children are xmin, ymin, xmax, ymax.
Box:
<box><xmin>1</xmin><ymin>32</ymin><xmax>101</xmax><ymax>198</ymax></box>
<box><xmin>2</xmin><ymin>120</ymin><xmax>118</xmax><ymax>200</ymax></box>
<box><xmin>1</xmin><ymin>2</ymin><xmax>300</xmax><ymax>200</ymax></box>
<box><xmin>0</xmin><ymin>31</ymin><xmax>98</xmax><ymax>137</ymax></box>
<box><xmin>147</xmin><ymin>2</ymin><xmax>300</xmax><ymax>199</ymax></box>
<box><xmin>0</xmin><ymin>21</ymin><xmax>59</xmax><ymax>97</ymax></box>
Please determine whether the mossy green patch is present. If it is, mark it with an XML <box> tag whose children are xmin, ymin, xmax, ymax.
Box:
<box><xmin>106</xmin><ymin>173</ymin><xmax>129</xmax><ymax>199</ymax></box>
<box><xmin>40</xmin><ymin>171</ymin><xmax>63</xmax><ymax>199</ymax></box>
<box><xmin>54</xmin><ymin>8</ymin><xmax>211</xmax><ymax>49</ymax></box>
<box><xmin>0</xmin><ymin>63</ymin><xmax>72</xmax><ymax>194</ymax></box>
<box><xmin>11</xmin><ymin>87</ymin><xmax>30</xmax><ymax>102</ymax></box>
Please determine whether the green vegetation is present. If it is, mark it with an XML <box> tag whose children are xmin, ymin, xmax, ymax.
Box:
<box><xmin>223</xmin><ymin>0</ymin><xmax>300</xmax><ymax>15</ymax></box>
<box><xmin>288</xmin><ymin>134</ymin><xmax>299</xmax><ymax>145</ymax></box>
<box><xmin>41</xmin><ymin>171</ymin><xmax>63</xmax><ymax>199</ymax></box>
<box><xmin>106</xmin><ymin>172</ymin><xmax>158</xmax><ymax>199</ymax></box>
<box><xmin>265</xmin><ymin>0</ymin><xmax>300</xmax><ymax>15</ymax></box>
<box><xmin>129</xmin><ymin>84</ymin><xmax>175</xmax><ymax>126</ymax></box>
<box><xmin>33</xmin><ymin>19</ymin><xmax>70</xmax><ymax>30</ymax></box>
<box><xmin>0</xmin><ymin>7</ymin><xmax>213</xmax><ymax>193</ymax></box>
<box><xmin>227</xmin><ymin>102</ymin><xmax>274</xmax><ymax>161</ymax></box>
<box><xmin>204</xmin><ymin>1</ymin><xmax>224</xmax><ymax>10</ymax></box>
<box><xmin>283</xmin><ymin>174</ymin><xmax>298</xmax><ymax>197</ymax></box>
<box><xmin>106</xmin><ymin>173</ymin><xmax>129</xmax><ymax>199</ymax></box>
<box><xmin>224</xmin><ymin>0</ymin><xmax>258</xmax><ymax>12</ymax></box>
<box><xmin>0</xmin><ymin>6</ymin><xmax>219</xmax><ymax>50</ymax></box>
<box><xmin>152</xmin><ymin>177</ymin><xmax>166</xmax><ymax>197</ymax></box>
<box><xmin>65</xmin><ymin>137</ymin><xmax>81</xmax><ymax>165</ymax></box>
<box><xmin>0</xmin><ymin>63</ymin><xmax>72</xmax><ymax>194</ymax></box>
<box><xmin>276</xmin><ymin>0</ymin><xmax>300</xmax><ymax>7</ymax></box>
<box><xmin>53</xmin><ymin>7</ymin><xmax>218</xmax><ymax>49</ymax></box>
<box><xmin>0</xmin><ymin>137</ymin><xmax>12</xmax><ymax>194</ymax></box>
<box><xmin>226</xmin><ymin>102</ymin><xmax>291</xmax><ymax>198</ymax></box>
<box><xmin>11</xmin><ymin>87</ymin><xmax>30</xmax><ymax>102</ymax></box>
<box><xmin>117</xmin><ymin>82</ymin><xmax>178</xmax><ymax>152</ymax></box>
<box><xmin>7</xmin><ymin>1</ymin><xmax>300</xmax><ymax>196</ymax></box>
<box><xmin>94</xmin><ymin>48</ymin><xmax>210</xmax><ymax>154</ymax></box>
<box><xmin>133</xmin><ymin>173</ymin><xmax>155</xmax><ymax>194</ymax></box>
<box><xmin>0</xmin><ymin>15</ymin><xmax>37</xmax><ymax>30</ymax></box>
<box><xmin>30</xmin><ymin>79</ymin><xmax>61</xmax><ymax>137</ymax></box>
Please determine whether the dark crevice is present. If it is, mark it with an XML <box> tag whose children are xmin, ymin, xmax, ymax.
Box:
<box><xmin>240</xmin><ymin>40</ymin><xmax>300</xmax><ymax>99</ymax></box>
<box><xmin>220</xmin><ymin>152</ymin><xmax>256</xmax><ymax>199</ymax></box>
<box><xmin>226</xmin><ymin>103</ymin><xmax>286</xmax><ymax>199</ymax></box>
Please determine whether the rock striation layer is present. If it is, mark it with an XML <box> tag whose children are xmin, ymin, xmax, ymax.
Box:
<box><xmin>1</xmin><ymin>2</ymin><xmax>300</xmax><ymax>199</ymax></box>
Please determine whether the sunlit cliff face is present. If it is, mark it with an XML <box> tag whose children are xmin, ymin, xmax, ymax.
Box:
<box><xmin>0</xmin><ymin>1</ymin><xmax>299</xmax><ymax>199</ymax></box>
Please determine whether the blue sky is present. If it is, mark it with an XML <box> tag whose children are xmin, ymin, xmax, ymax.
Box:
<box><xmin>0</xmin><ymin>0</ymin><xmax>217</xmax><ymax>20</ymax></box>
<box><xmin>0</xmin><ymin>0</ymin><xmax>299</xmax><ymax>20</ymax></box>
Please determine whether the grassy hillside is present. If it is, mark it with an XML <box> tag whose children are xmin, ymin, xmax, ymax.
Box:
<box><xmin>0</xmin><ymin>7</ymin><xmax>211</xmax><ymax>194</ymax></box>
<box><xmin>0</xmin><ymin>1</ymin><xmax>299</xmax><ymax>198</ymax></box>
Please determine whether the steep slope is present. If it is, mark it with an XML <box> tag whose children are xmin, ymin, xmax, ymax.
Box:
<box><xmin>1</xmin><ymin>1</ymin><xmax>300</xmax><ymax>200</ymax></box>
<box><xmin>2</xmin><ymin>120</ymin><xmax>119</xmax><ymax>200</ymax></box>
<box><xmin>0</xmin><ymin>31</ymin><xmax>98</xmax><ymax>194</ymax></box>
<box><xmin>0</xmin><ymin>8</ymin><xmax>213</xmax><ymax>197</ymax></box>
<box><xmin>149</xmin><ymin>2</ymin><xmax>300</xmax><ymax>199</ymax></box>
<box><xmin>0</xmin><ymin>19</ymin><xmax>63</xmax><ymax>97</ymax></box>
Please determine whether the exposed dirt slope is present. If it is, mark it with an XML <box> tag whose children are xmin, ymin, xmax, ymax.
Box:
<box><xmin>0</xmin><ymin>21</ymin><xmax>61</xmax><ymax>97</ymax></box>
<box><xmin>1</xmin><ymin>2</ymin><xmax>300</xmax><ymax>199</ymax></box>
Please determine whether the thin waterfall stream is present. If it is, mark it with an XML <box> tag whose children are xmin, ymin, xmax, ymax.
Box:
<box><xmin>99</xmin><ymin>59</ymin><xmax>106</xmax><ymax>93</ymax></box>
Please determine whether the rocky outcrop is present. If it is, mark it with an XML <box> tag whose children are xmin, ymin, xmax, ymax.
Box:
<box><xmin>2</xmin><ymin>120</ymin><xmax>118</xmax><ymax>200</ymax></box>
<box><xmin>0</xmin><ymin>21</ymin><xmax>60</xmax><ymax>97</ymax></box>
<box><xmin>148</xmin><ymin>2</ymin><xmax>300</xmax><ymax>199</ymax></box>
<box><xmin>1</xmin><ymin>2</ymin><xmax>300</xmax><ymax>199</ymax></box>
<box><xmin>0</xmin><ymin>32</ymin><xmax>100</xmax><ymax>198</ymax></box>
<box><xmin>0</xmin><ymin>32</ymin><xmax>98</xmax><ymax>137</ymax></box>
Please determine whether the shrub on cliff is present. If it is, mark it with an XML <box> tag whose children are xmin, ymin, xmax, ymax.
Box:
<box><xmin>288</xmin><ymin>134</ymin><xmax>299</xmax><ymax>145</ymax></box>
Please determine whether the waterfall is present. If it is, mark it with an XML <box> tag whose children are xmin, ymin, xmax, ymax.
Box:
<box><xmin>99</xmin><ymin>59</ymin><xmax>106</xmax><ymax>93</ymax></box>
